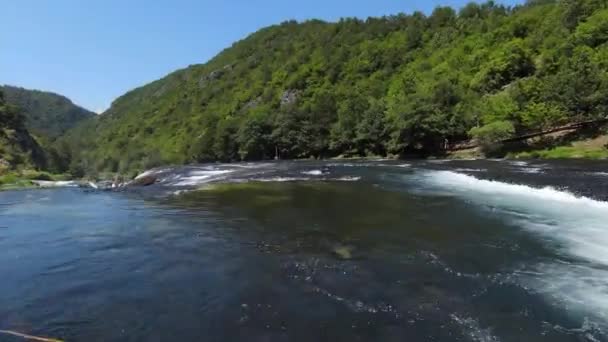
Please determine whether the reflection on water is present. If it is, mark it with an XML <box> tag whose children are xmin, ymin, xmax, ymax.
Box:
<box><xmin>1</xmin><ymin>159</ymin><xmax>608</xmax><ymax>341</ymax></box>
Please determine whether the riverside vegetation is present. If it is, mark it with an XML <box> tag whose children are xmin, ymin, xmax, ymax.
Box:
<box><xmin>2</xmin><ymin>0</ymin><xmax>608</xmax><ymax>181</ymax></box>
<box><xmin>0</xmin><ymin>87</ymin><xmax>93</xmax><ymax>188</ymax></box>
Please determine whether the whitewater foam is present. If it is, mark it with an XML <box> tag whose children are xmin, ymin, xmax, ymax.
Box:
<box><xmin>450</xmin><ymin>314</ymin><xmax>500</xmax><ymax>342</ymax></box>
<box><xmin>336</xmin><ymin>176</ymin><xmax>361</xmax><ymax>181</ymax></box>
<box><xmin>421</xmin><ymin>171</ymin><xmax>608</xmax><ymax>264</ymax></box>
<box><xmin>420</xmin><ymin>170</ymin><xmax>608</xmax><ymax>325</ymax></box>
<box><xmin>256</xmin><ymin>177</ymin><xmax>312</xmax><ymax>182</ymax></box>
<box><xmin>301</xmin><ymin>170</ymin><xmax>324</xmax><ymax>176</ymax></box>
<box><xmin>326</xmin><ymin>162</ymin><xmax>406</xmax><ymax>168</ymax></box>
<box><xmin>453</xmin><ymin>168</ymin><xmax>485</xmax><ymax>173</ymax></box>
<box><xmin>172</xmin><ymin>170</ymin><xmax>233</xmax><ymax>186</ymax></box>
<box><xmin>516</xmin><ymin>262</ymin><xmax>608</xmax><ymax>323</ymax></box>
<box><xmin>135</xmin><ymin>167</ymin><xmax>173</xmax><ymax>180</ymax></box>
<box><xmin>31</xmin><ymin>180</ymin><xmax>79</xmax><ymax>188</ymax></box>
<box><xmin>252</xmin><ymin>176</ymin><xmax>361</xmax><ymax>182</ymax></box>
<box><xmin>516</xmin><ymin>167</ymin><xmax>544</xmax><ymax>174</ymax></box>
<box><xmin>589</xmin><ymin>172</ymin><xmax>608</xmax><ymax>177</ymax></box>
<box><xmin>508</xmin><ymin>160</ymin><xmax>529</xmax><ymax>167</ymax></box>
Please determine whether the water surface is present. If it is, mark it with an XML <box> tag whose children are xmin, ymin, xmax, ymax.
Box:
<box><xmin>1</xmin><ymin>159</ymin><xmax>607</xmax><ymax>341</ymax></box>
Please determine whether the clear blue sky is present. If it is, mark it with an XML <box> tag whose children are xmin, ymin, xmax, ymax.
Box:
<box><xmin>1</xmin><ymin>0</ymin><xmax>522</xmax><ymax>113</ymax></box>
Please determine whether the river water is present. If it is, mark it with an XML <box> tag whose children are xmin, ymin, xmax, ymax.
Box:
<box><xmin>1</xmin><ymin>159</ymin><xmax>607</xmax><ymax>341</ymax></box>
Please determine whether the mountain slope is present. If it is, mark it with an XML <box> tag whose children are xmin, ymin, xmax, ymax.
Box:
<box><xmin>65</xmin><ymin>0</ymin><xmax>608</xmax><ymax>173</ymax></box>
<box><xmin>1</xmin><ymin>85</ymin><xmax>96</xmax><ymax>139</ymax></box>
<box><xmin>0</xmin><ymin>90</ymin><xmax>46</xmax><ymax>170</ymax></box>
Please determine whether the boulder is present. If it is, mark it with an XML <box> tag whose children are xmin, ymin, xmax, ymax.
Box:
<box><xmin>131</xmin><ymin>175</ymin><xmax>157</xmax><ymax>186</ymax></box>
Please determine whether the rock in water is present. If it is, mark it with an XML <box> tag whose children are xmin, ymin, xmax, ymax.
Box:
<box><xmin>333</xmin><ymin>245</ymin><xmax>354</xmax><ymax>260</ymax></box>
<box><xmin>131</xmin><ymin>175</ymin><xmax>157</xmax><ymax>186</ymax></box>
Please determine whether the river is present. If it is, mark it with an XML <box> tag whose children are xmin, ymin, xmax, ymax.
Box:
<box><xmin>1</xmin><ymin>159</ymin><xmax>607</xmax><ymax>341</ymax></box>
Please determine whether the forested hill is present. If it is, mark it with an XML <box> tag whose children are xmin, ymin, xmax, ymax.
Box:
<box><xmin>64</xmin><ymin>0</ymin><xmax>608</xmax><ymax>174</ymax></box>
<box><xmin>1</xmin><ymin>85</ymin><xmax>96</xmax><ymax>139</ymax></box>
<box><xmin>0</xmin><ymin>90</ymin><xmax>46</xmax><ymax>170</ymax></box>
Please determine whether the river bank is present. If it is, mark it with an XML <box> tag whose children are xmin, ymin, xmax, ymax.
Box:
<box><xmin>0</xmin><ymin>170</ymin><xmax>73</xmax><ymax>190</ymax></box>
<box><xmin>2</xmin><ymin>130</ymin><xmax>607</xmax><ymax>191</ymax></box>
<box><xmin>448</xmin><ymin>131</ymin><xmax>608</xmax><ymax>160</ymax></box>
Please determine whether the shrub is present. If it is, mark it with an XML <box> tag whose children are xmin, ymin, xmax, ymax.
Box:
<box><xmin>22</xmin><ymin>170</ymin><xmax>53</xmax><ymax>181</ymax></box>
<box><xmin>469</xmin><ymin>120</ymin><xmax>515</xmax><ymax>154</ymax></box>
<box><xmin>0</xmin><ymin>173</ymin><xmax>19</xmax><ymax>185</ymax></box>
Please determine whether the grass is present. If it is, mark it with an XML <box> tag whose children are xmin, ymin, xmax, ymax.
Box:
<box><xmin>446</xmin><ymin>148</ymin><xmax>483</xmax><ymax>159</ymax></box>
<box><xmin>507</xmin><ymin>134</ymin><xmax>608</xmax><ymax>159</ymax></box>
<box><xmin>0</xmin><ymin>170</ymin><xmax>73</xmax><ymax>190</ymax></box>
<box><xmin>509</xmin><ymin>146</ymin><xmax>608</xmax><ymax>159</ymax></box>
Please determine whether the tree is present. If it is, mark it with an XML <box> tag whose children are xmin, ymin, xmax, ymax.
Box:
<box><xmin>355</xmin><ymin>98</ymin><xmax>388</xmax><ymax>156</ymax></box>
<box><xmin>237</xmin><ymin>114</ymin><xmax>273</xmax><ymax>160</ymax></box>
<box><xmin>478</xmin><ymin>92</ymin><xmax>520</xmax><ymax>125</ymax></box>
<box><xmin>272</xmin><ymin>107</ymin><xmax>314</xmax><ymax>159</ymax></box>
<box><xmin>53</xmin><ymin>1</ymin><xmax>608</xmax><ymax>171</ymax></box>
<box><xmin>562</xmin><ymin>0</ymin><xmax>607</xmax><ymax>31</ymax></box>
<box><xmin>330</xmin><ymin>92</ymin><xmax>368</xmax><ymax>154</ymax></box>
<box><xmin>469</xmin><ymin>120</ymin><xmax>515</xmax><ymax>154</ymax></box>
<box><xmin>429</xmin><ymin>6</ymin><xmax>457</xmax><ymax>29</ymax></box>
<box><xmin>575</xmin><ymin>9</ymin><xmax>608</xmax><ymax>47</ymax></box>
<box><xmin>472</xmin><ymin>39</ymin><xmax>536</xmax><ymax>92</ymax></box>
<box><xmin>520</xmin><ymin>102</ymin><xmax>567</xmax><ymax>129</ymax></box>
<box><xmin>213</xmin><ymin>117</ymin><xmax>239</xmax><ymax>161</ymax></box>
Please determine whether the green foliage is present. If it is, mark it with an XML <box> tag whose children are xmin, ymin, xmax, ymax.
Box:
<box><xmin>575</xmin><ymin>9</ymin><xmax>608</xmax><ymax>47</ymax></box>
<box><xmin>470</xmin><ymin>120</ymin><xmax>515</xmax><ymax>142</ymax></box>
<box><xmin>237</xmin><ymin>113</ymin><xmax>274</xmax><ymax>160</ymax></box>
<box><xmin>0</xmin><ymin>173</ymin><xmax>19</xmax><ymax>185</ymax></box>
<box><xmin>58</xmin><ymin>1</ymin><xmax>608</xmax><ymax>169</ymax></box>
<box><xmin>471</xmin><ymin>39</ymin><xmax>535</xmax><ymax>92</ymax></box>
<box><xmin>1</xmin><ymin>86</ymin><xmax>95</xmax><ymax>138</ymax></box>
<box><xmin>478</xmin><ymin>92</ymin><xmax>520</xmax><ymax>125</ymax></box>
<box><xmin>0</xmin><ymin>170</ymin><xmax>72</xmax><ymax>190</ymax></box>
<box><xmin>469</xmin><ymin>120</ymin><xmax>515</xmax><ymax>153</ymax></box>
<box><xmin>0</xmin><ymin>90</ymin><xmax>47</xmax><ymax>170</ymax></box>
<box><xmin>511</xmin><ymin>146</ymin><xmax>608</xmax><ymax>159</ymax></box>
<box><xmin>520</xmin><ymin>102</ymin><xmax>567</xmax><ymax>129</ymax></box>
<box><xmin>561</xmin><ymin>0</ymin><xmax>607</xmax><ymax>31</ymax></box>
<box><xmin>20</xmin><ymin>170</ymin><xmax>54</xmax><ymax>181</ymax></box>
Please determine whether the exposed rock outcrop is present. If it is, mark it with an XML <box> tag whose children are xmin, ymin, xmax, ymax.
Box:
<box><xmin>280</xmin><ymin>89</ymin><xmax>300</xmax><ymax>107</ymax></box>
<box><xmin>243</xmin><ymin>96</ymin><xmax>262</xmax><ymax>111</ymax></box>
<box><xmin>198</xmin><ymin>64</ymin><xmax>235</xmax><ymax>88</ymax></box>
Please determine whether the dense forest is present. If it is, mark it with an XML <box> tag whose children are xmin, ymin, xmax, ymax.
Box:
<box><xmin>0</xmin><ymin>86</ymin><xmax>98</xmax><ymax>174</ymax></box>
<box><xmin>0</xmin><ymin>85</ymin><xmax>95</xmax><ymax>138</ymax></box>
<box><xmin>57</xmin><ymin>0</ymin><xmax>608</xmax><ymax>175</ymax></box>
<box><xmin>0</xmin><ymin>90</ymin><xmax>46</xmax><ymax>171</ymax></box>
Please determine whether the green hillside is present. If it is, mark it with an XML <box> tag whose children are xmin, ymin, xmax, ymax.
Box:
<box><xmin>1</xmin><ymin>85</ymin><xmax>96</xmax><ymax>139</ymax></box>
<box><xmin>64</xmin><ymin>0</ymin><xmax>608</xmax><ymax>174</ymax></box>
<box><xmin>0</xmin><ymin>90</ymin><xmax>46</xmax><ymax>171</ymax></box>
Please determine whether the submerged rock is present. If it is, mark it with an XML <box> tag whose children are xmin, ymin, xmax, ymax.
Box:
<box><xmin>332</xmin><ymin>245</ymin><xmax>354</xmax><ymax>260</ymax></box>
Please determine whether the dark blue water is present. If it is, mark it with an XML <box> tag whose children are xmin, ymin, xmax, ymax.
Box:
<box><xmin>1</xmin><ymin>160</ymin><xmax>607</xmax><ymax>341</ymax></box>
